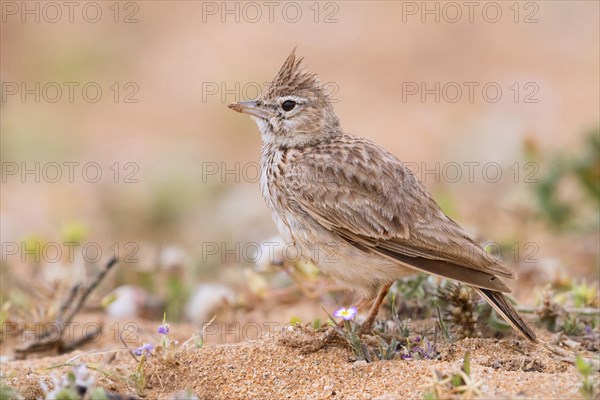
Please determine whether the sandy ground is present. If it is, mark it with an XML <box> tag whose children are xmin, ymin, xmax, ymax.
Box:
<box><xmin>1</xmin><ymin>327</ymin><xmax>591</xmax><ymax>400</ymax></box>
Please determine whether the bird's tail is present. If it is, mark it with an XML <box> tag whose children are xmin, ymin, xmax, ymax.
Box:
<box><xmin>476</xmin><ymin>288</ymin><xmax>537</xmax><ymax>342</ymax></box>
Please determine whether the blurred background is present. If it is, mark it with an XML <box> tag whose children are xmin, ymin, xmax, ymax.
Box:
<box><xmin>1</xmin><ymin>1</ymin><xmax>598</xmax><ymax>343</ymax></box>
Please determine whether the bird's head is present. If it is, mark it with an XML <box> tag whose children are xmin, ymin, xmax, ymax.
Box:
<box><xmin>229</xmin><ymin>50</ymin><xmax>341</xmax><ymax>148</ymax></box>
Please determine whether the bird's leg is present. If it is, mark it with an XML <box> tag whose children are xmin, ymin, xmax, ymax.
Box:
<box><xmin>359</xmin><ymin>282</ymin><xmax>393</xmax><ymax>334</ymax></box>
<box><xmin>315</xmin><ymin>287</ymin><xmax>391</xmax><ymax>352</ymax></box>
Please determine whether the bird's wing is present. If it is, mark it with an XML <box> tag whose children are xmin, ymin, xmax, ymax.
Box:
<box><xmin>283</xmin><ymin>135</ymin><xmax>515</xmax><ymax>292</ymax></box>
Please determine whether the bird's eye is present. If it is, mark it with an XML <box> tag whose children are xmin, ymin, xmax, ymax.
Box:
<box><xmin>281</xmin><ymin>100</ymin><xmax>296</xmax><ymax>111</ymax></box>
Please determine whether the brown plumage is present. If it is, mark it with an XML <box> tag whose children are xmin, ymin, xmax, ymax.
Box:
<box><xmin>229</xmin><ymin>50</ymin><xmax>536</xmax><ymax>342</ymax></box>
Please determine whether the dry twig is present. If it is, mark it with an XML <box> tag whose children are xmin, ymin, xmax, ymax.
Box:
<box><xmin>14</xmin><ymin>257</ymin><xmax>118</xmax><ymax>359</ymax></box>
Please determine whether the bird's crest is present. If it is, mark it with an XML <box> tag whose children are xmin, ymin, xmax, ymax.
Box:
<box><xmin>263</xmin><ymin>49</ymin><xmax>325</xmax><ymax>100</ymax></box>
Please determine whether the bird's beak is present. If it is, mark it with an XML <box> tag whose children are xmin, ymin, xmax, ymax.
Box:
<box><xmin>228</xmin><ymin>100</ymin><xmax>270</xmax><ymax>119</ymax></box>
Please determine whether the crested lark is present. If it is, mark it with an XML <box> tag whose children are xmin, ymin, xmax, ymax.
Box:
<box><xmin>229</xmin><ymin>50</ymin><xmax>536</xmax><ymax>341</ymax></box>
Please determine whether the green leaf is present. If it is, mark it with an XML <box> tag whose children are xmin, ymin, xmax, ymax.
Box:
<box><xmin>462</xmin><ymin>351</ymin><xmax>471</xmax><ymax>376</ymax></box>
<box><xmin>575</xmin><ymin>355</ymin><xmax>592</xmax><ymax>376</ymax></box>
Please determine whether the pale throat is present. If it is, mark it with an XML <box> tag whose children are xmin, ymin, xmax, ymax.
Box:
<box><xmin>251</xmin><ymin>116</ymin><xmax>270</xmax><ymax>137</ymax></box>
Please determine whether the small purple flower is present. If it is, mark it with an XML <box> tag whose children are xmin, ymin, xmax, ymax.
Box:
<box><xmin>423</xmin><ymin>338</ymin><xmax>436</xmax><ymax>359</ymax></box>
<box><xmin>134</xmin><ymin>343</ymin><xmax>154</xmax><ymax>356</ymax></box>
<box><xmin>585</xmin><ymin>324</ymin><xmax>592</xmax><ymax>335</ymax></box>
<box><xmin>333</xmin><ymin>306</ymin><xmax>358</xmax><ymax>321</ymax></box>
<box><xmin>158</xmin><ymin>324</ymin><xmax>169</xmax><ymax>335</ymax></box>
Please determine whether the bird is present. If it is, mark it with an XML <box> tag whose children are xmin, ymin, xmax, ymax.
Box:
<box><xmin>228</xmin><ymin>50</ymin><xmax>536</xmax><ymax>342</ymax></box>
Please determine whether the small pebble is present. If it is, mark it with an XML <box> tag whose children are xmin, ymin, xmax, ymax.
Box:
<box><xmin>352</xmin><ymin>360</ymin><xmax>368</xmax><ymax>368</ymax></box>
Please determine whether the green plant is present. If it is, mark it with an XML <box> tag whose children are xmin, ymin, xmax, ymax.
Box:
<box><xmin>436</xmin><ymin>282</ymin><xmax>512</xmax><ymax>340</ymax></box>
<box><xmin>572</xmin><ymin>281</ymin><xmax>599</xmax><ymax>308</ymax></box>
<box><xmin>534</xmin><ymin>129</ymin><xmax>600</xmax><ymax>230</ymax></box>
<box><xmin>534</xmin><ymin>284</ymin><xmax>599</xmax><ymax>345</ymax></box>
<box><xmin>423</xmin><ymin>352</ymin><xmax>482</xmax><ymax>400</ymax></box>
<box><xmin>437</xmin><ymin>283</ymin><xmax>479</xmax><ymax>339</ymax></box>
<box><xmin>327</xmin><ymin>308</ymin><xmax>372</xmax><ymax>361</ymax></box>
<box><xmin>311</xmin><ymin>317</ymin><xmax>323</xmax><ymax>330</ymax></box>
<box><xmin>130</xmin><ymin>352</ymin><xmax>147</xmax><ymax>397</ymax></box>
<box><xmin>535</xmin><ymin>289</ymin><xmax>564</xmax><ymax>332</ymax></box>
<box><xmin>0</xmin><ymin>384</ymin><xmax>23</xmax><ymax>400</ymax></box>
<box><xmin>575</xmin><ymin>355</ymin><xmax>599</xmax><ymax>400</ymax></box>
<box><xmin>389</xmin><ymin>275</ymin><xmax>438</xmax><ymax>320</ymax></box>
<box><xmin>39</xmin><ymin>365</ymin><xmax>108</xmax><ymax>400</ymax></box>
<box><xmin>572</xmin><ymin>130</ymin><xmax>600</xmax><ymax>204</ymax></box>
<box><xmin>563</xmin><ymin>314</ymin><xmax>586</xmax><ymax>336</ymax></box>
<box><xmin>327</xmin><ymin>302</ymin><xmax>438</xmax><ymax>363</ymax></box>
<box><xmin>183</xmin><ymin>315</ymin><xmax>216</xmax><ymax>349</ymax></box>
